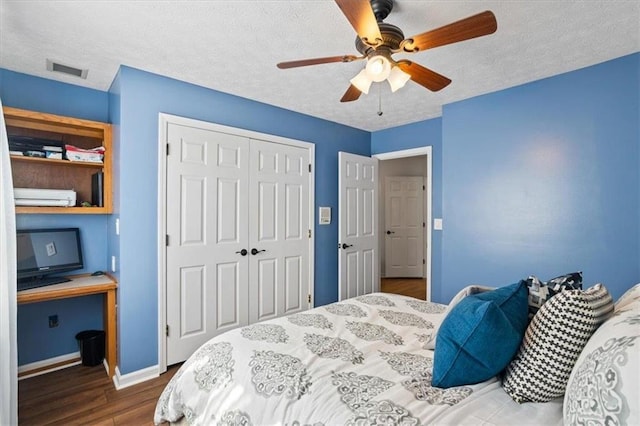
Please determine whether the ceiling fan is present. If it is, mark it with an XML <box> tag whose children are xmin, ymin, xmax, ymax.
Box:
<box><xmin>277</xmin><ymin>0</ymin><xmax>497</xmax><ymax>102</ymax></box>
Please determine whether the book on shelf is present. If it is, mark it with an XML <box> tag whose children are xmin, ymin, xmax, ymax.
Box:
<box><xmin>45</xmin><ymin>151</ymin><xmax>63</xmax><ymax>160</ymax></box>
<box><xmin>91</xmin><ymin>171</ymin><xmax>104</xmax><ymax>207</ymax></box>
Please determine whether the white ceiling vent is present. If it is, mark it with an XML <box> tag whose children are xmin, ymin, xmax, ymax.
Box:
<box><xmin>46</xmin><ymin>59</ymin><xmax>88</xmax><ymax>79</ymax></box>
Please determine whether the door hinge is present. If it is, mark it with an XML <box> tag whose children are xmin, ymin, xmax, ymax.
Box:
<box><xmin>423</xmin><ymin>259</ymin><xmax>426</xmax><ymax>265</ymax></box>
<box><xmin>166</xmin><ymin>235</ymin><xmax>169</xmax><ymax>246</ymax></box>
<box><xmin>166</xmin><ymin>143</ymin><xmax>170</xmax><ymax>156</ymax></box>
<box><xmin>307</xmin><ymin>294</ymin><xmax>311</xmax><ymax>304</ymax></box>
<box><xmin>166</xmin><ymin>325</ymin><xmax>169</xmax><ymax>337</ymax></box>
<box><xmin>423</xmin><ymin>185</ymin><xmax>425</xmax><ymax>190</ymax></box>
<box><xmin>423</xmin><ymin>222</ymin><xmax>425</xmax><ymax>228</ymax></box>
<box><xmin>308</xmin><ymin>229</ymin><xmax>312</xmax><ymax>238</ymax></box>
<box><xmin>308</xmin><ymin>164</ymin><xmax>312</xmax><ymax>173</ymax></box>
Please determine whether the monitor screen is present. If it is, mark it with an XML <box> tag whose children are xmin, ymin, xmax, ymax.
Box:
<box><xmin>17</xmin><ymin>228</ymin><xmax>84</xmax><ymax>288</ymax></box>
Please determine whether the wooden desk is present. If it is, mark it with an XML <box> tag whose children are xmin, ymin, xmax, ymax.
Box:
<box><xmin>17</xmin><ymin>273</ymin><xmax>118</xmax><ymax>378</ymax></box>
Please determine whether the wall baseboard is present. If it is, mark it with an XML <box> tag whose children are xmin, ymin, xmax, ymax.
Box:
<box><xmin>19</xmin><ymin>353</ymin><xmax>160</xmax><ymax>391</ymax></box>
<box><xmin>112</xmin><ymin>364</ymin><xmax>159</xmax><ymax>390</ymax></box>
<box><xmin>18</xmin><ymin>352</ymin><xmax>81</xmax><ymax>380</ymax></box>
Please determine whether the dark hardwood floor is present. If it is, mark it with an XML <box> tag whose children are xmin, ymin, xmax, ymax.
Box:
<box><xmin>19</xmin><ymin>278</ymin><xmax>425</xmax><ymax>425</ymax></box>
<box><xmin>18</xmin><ymin>363</ymin><xmax>180</xmax><ymax>425</ymax></box>
<box><xmin>381</xmin><ymin>277</ymin><xmax>426</xmax><ymax>300</ymax></box>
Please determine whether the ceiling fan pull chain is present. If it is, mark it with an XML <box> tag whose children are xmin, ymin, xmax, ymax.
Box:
<box><xmin>377</xmin><ymin>84</ymin><xmax>383</xmax><ymax>116</ymax></box>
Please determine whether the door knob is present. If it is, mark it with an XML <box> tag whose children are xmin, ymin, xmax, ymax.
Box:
<box><xmin>235</xmin><ymin>249</ymin><xmax>248</xmax><ymax>256</ymax></box>
<box><xmin>386</xmin><ymin>230</ymin><xmax>395</xmax><ymax>235</ymax></box>
<box><xmin>341</xmin><ymin>243</ymin><xmax>353</xmax><ymax>249</ymax></box>
<box><xmin>251</xmin><ymin>248</ymin><xmax>266</xmax><ymax>255</ymax></box>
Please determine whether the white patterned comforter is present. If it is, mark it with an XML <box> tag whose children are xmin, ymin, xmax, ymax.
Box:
<box><xmin>154</xmin><ymin>293</ymin><xmax>562</xmax><ymax>425</ymax></box>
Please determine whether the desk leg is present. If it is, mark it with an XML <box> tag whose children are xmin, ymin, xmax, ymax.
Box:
<box><xmin>104</xmin><ymin>288</ymin><xmax>117</xmax><ymax>378</ymax></box>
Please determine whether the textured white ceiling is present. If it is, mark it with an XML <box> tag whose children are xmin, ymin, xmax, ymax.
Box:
<box><xmin>1</xmin><ymin>1</ymin><xmax>638</xmax><ymax>132</ymax></box>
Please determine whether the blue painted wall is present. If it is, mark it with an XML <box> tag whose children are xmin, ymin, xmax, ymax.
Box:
<box><xmin>0</xmin><ymin>69</ymin><xmax>108</xmax><ymax>121</ymax></box>
<box><xmin>440</xmin><ymin>53</ymin><xmax>639</xmax><ymax>304</ymax></box>
<box><xmin>0</xmin><ymin>70</ymin><xmax>111</xmax><ymax>365</ymax></box>
<box><xmin>371</xmin><ymin>118</ymin><xmax>444</xmax><ymax>297</ymax></box>
<box><xmin>111</xmin><ymin>66</ymin><xmax>370</xmax><ymax>373</ymax></box>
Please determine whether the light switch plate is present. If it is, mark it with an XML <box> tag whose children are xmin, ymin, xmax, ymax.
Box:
<box><xmin>319</xmin><ymin>207</ymin><xmax>331</xmax><ymax>225</ymax></box>
<box><xmin>434</xmin><ymin>218</ymin><xmax>443</xmax><ymax>230</ymax></box>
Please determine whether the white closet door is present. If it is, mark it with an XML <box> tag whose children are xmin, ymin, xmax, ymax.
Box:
<box><xmin>248</xmin><ymin>140</ymin><xmax>309</xmax><ymax>323</ymax></box>
<box><xmin>166</xmin><ymin>123</ymin><xmax>250</xmax><ymax>365</ymax></box>
<box><xmin>165</xmin><ymin>120</ymin><xmax>312</xmax><ymax>365</ymax></box>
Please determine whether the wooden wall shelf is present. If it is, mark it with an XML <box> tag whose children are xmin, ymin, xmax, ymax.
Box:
<box><xmin>4</xmin><ymin>106</ymin><xmax>113</xmax><ymax>214</ymax></box>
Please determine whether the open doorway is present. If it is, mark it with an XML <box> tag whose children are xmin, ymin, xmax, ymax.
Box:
<box><xmin>374</xmin><ymin>147</ymin><xmax>432</xmax><ymax>301</ymax></box>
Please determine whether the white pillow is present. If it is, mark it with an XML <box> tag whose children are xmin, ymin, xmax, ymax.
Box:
<box><xmin>614</xmin><ymin>282</ymin><xmax>640</xmax><ymax>312</ymax></box>
<box><xmin>563</xmin><ymin>284</ymin><xmax>640</xmax><ymax>425</ymax></box>
<box><xmin>423</xmin><ymin>284</ymin><xmax>494</xmax><ymax>350</ymax></box>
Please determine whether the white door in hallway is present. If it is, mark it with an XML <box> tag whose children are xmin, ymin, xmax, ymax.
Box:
<box><xmin>164</xmin><ymin>120</ymin><xmax>311</xmax><ymax>366</ymax></box>
<box><xmin>384</xmin><ymin>176</ymin><xmax>424</xmax><ymax>278</ymax></box>
<box><xmin>338</xmin><ymin>152</ymin><xmax>379</xmax><ymax>300</ymax></box>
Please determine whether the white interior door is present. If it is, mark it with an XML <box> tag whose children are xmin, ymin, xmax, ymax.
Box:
<box><xmin>166</xmin><ymin>123</ymin><xmax>250</xmax><ymax>365</ymax></box>
<box><xmin>338</xmin><ymin>152</ymin><xmax>379</xmax><ymax>300</ymax></box>
<box><xmin>384</xmin><ymin>176</ymin><xmax>424</xmax><ymax>277</ymax></box>
<box><xmin>248</xmin><ymin>140</ymin><xmax>309</xmax><ymax>323</ymax></box>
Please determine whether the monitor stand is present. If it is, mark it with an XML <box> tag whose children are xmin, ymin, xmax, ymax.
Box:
<box><xmin>18</xmin><ymin>276</ymin><xmax>71</xmax><ymax>291</ymax></box>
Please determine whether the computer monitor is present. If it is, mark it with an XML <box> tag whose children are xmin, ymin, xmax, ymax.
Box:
<box><xmin>17</xmin><ymin>227</ymin><xmax>84</xmax><ymax>290</ymax></box>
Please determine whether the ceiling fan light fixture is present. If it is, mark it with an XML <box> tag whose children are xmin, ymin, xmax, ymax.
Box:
<box><xmin>350</xmin><ymin>68</ymin><xmax>373</xmax><ymax>94</ymax></box>
<box><xmin>387</xmin><ymin>66</ymin><xmax>411</xmax><ymax>92</ymax></box>
<box><xmin>365</xmin><ymin>55</ymin><xmax>391</xmax><ymax>82</ymax></box>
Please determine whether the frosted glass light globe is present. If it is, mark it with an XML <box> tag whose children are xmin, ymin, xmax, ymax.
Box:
<box><xmin>365</xmin><ymin>56</ymin><xmax>391</xmax><ymax>82</ymax></box>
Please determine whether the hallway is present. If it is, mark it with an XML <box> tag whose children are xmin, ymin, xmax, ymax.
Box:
<box><xmin>381</xmin><ymin>277</ymin><xmax>426</xmax><ymax>300</ymax></box>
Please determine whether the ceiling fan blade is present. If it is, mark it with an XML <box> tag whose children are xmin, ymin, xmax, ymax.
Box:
<box><xmin>340</xmin><ymin>84</ymin><xmax>362</xmax><ymax>102</ymax></box>
<box><xmin>401</xmin><ymin>10</ymin><xmax>497</xmax><ymax>52</ymax></box>
<box><xmin>277</xmin><ymin>55</ymin><xmax>362</xmax><ymax>69</ymax></box>
<box><xmin>396</xmin><ymin>61</ymin><xmax>451</xmax><ymax>92</ymax></box>
<box><xmin>334</xmin><ymin>0</ymin><xmax>383</xmax><ymax>47</ymax></box>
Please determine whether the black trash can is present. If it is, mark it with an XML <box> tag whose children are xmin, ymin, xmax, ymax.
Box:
<box><xmin>75</xmin><ymin>330</ymin><xmax>105</xmax><ymax>366</ymax></box>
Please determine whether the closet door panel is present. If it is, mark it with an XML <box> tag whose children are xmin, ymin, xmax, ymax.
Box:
<box><xmin>166</xmin><ymin>124</ymin><xmax>249</xmax><ymax>365</ymax></box>
<box><xmin>257</xmin><ymin>258</ymin><xmax>277</xmax><ymax>320</ymax></box>
<box><xmin>249</xmin><ymin>140</ymin><xmax>309</xmax><ymax>323</ymax></box>
<box><xmin>258</xmin><ymin>181</ymin><xmax>277</xmax><ymax>241</ymax></box>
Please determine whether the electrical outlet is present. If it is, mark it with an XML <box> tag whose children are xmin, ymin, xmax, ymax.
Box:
<box><xmin>111</xmin><ymin>255</ymin><xmax>116</xmax><ymax>272</ymax></box>
<box><xmin>48</xmin><ymin>315</ymin><xmax>59</xmax><ymax>328</ymax></box>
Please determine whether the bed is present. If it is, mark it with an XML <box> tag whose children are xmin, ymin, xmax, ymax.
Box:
<box><xmin>153</xmin><ymin>292</ymin><xmax>566</xmax><ymax>425</ymax></box>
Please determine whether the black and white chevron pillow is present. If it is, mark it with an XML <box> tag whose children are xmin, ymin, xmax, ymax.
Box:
<box><xmin>502</xmin><ymin>283</ymin><xmax>613</xmax><ymax>403</ymax></box>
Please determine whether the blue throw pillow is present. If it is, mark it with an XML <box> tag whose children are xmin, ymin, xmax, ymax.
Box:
<box><xmin>432</xmin><ymin>281</ymin><xmax>529</xmax><ymax>388</ymax></box>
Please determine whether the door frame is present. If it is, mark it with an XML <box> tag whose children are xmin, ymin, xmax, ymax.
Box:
<box><xmin>373</xmin><ymin>147</ymin><xmax>432</xmax><ymax>301</ymax></box>
<box><xmin>157</xmin><ymin>113</ymin><xmax>315</xmax><ymax>373</ymax></box>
